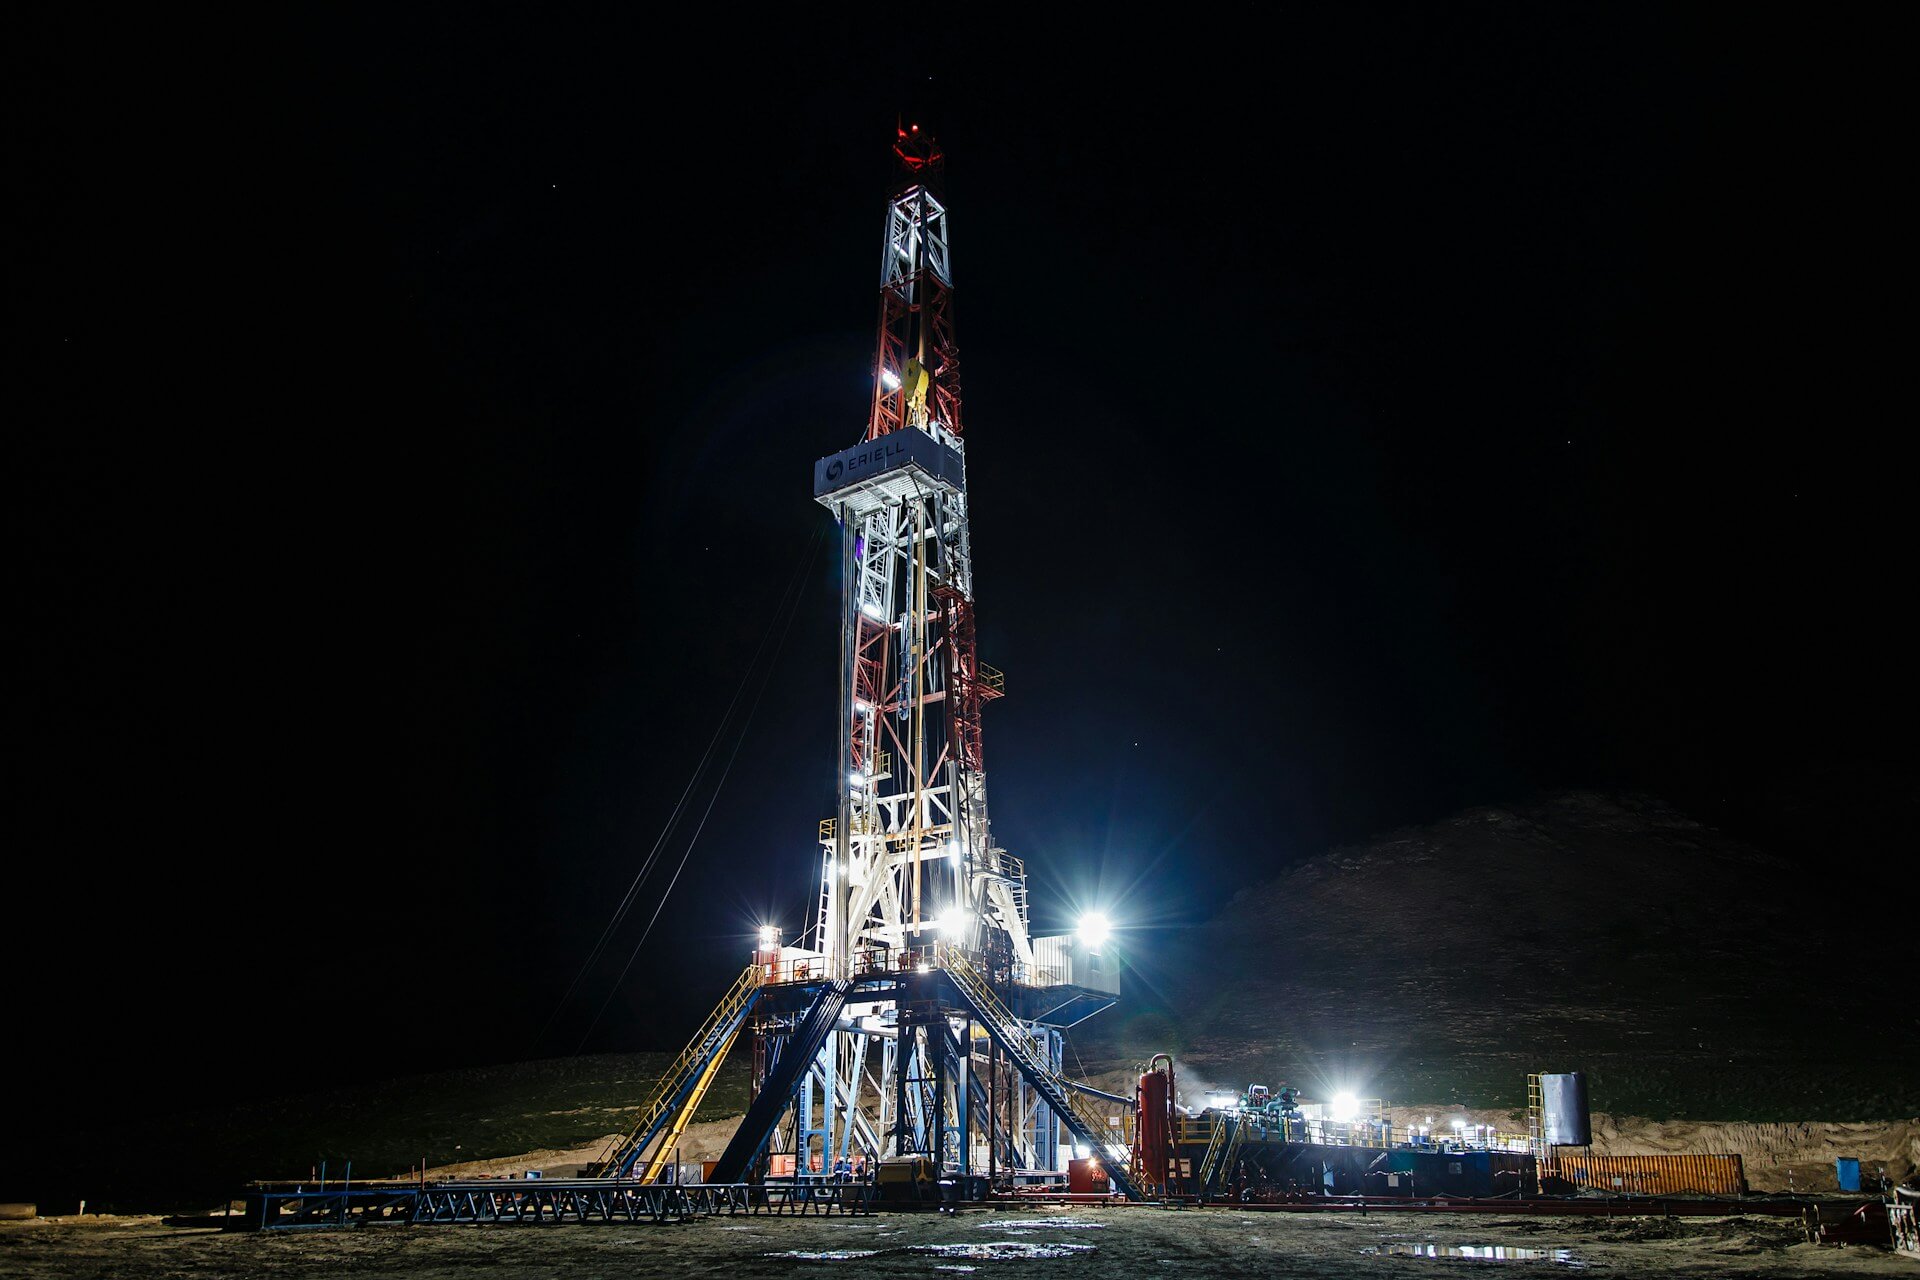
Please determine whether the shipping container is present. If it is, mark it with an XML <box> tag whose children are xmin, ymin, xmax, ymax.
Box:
<box><xmin>1557</xmin><ymin>1153</ymin><xmax>1744</xmax><ymax>1196</ymax></box>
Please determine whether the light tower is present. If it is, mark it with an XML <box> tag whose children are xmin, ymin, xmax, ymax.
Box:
<box><xmin>604</xmin><ymin>128</ymin><xmax>1136</xmax><ymax>1198</ymax></box>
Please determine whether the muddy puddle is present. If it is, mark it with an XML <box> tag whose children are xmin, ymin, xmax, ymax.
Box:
<box><xmin>774</xmin><ymin>1240</ymin><xmax>1095</xmax><ymax>1262</ymax></box>
<box><xmin>1375</xmin><ymin>1242</ymin><xmax>1580</xmax><ymax>1263</ymax></box>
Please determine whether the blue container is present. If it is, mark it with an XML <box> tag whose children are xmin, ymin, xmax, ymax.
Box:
<box><xmin>1836</xmin><ymin>1157</ymin><xmax>1861</xmax><ymax>1192</ymax></box>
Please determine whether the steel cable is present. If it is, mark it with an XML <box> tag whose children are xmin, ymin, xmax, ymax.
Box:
<box><xmin>572</xmin><ymin>524</ymin><xmax>824</xmax><ymax>1050</ymax></box>
<box><xmin>534</xmin><ymin>522</ymin><xmax>823</xmax><ymax>1050</ymax></box>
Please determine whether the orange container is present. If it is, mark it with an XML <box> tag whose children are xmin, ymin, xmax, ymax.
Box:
<box><xmin>1557</xmin><ymin>1153</ymin><xmax>1745</xmax><ymax>1196</ymax></box>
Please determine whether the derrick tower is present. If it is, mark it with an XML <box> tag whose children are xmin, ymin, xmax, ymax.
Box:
<box><xmin>815</xmin><ymin>124</ymin><xmax>1018</xmax><ymax>985</ymax></box>
<box><xmin>591</xmin><ymin>128</ymin><xmax>1135</xmax><ymax>1197</ymax></box>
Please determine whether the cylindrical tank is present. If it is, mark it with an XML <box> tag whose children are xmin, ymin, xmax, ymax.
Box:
<box><xmin>1135</xmin><ymin>1054</ymin><xmax>1174</xmax><ymax>1189</ymax></box>
<box><xmin>1542</xmin><ymin>1071</ymin><xmax>1592</xmax><ymax>1146</ymax></box>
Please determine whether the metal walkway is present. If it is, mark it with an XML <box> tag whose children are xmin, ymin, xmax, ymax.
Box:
<box><xmin>239</xmin><ymin>1179</ymin><xmax>875</xmax><ymax>1230</ymax></box>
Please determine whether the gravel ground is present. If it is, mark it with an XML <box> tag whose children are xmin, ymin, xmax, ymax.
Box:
<box><xmin>4</xmin><ymin>1206</ymin><xmax>1910</xmax><ymax>1278</ymax></box>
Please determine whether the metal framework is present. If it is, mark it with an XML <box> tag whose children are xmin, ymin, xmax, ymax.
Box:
<box><xmin>238</xmin><ymin>1180</ymin><xmax>873</xmax><ymax>1230</ymax></box>
<box><xmin>770</xmin><ymin>129</ymin><xmax>1122</xmax><ymax>1192</ymax></box>
<box><xmin>577</xmin><ymin>128</ymin><xmax>1128</xmax><ymax>1200</ymax></box>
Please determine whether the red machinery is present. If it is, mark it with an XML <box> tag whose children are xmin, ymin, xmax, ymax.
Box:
<box><xmin>1134</xmin><ymin>1054</ymin><xmax>1175</xmax><ymax>1194</ymax></box>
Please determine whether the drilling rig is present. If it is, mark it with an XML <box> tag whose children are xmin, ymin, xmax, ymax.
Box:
<box><xmin>588</xmin><ymin>126</ymin><xmax>1134</xmax><ymax>1197</ymax></box>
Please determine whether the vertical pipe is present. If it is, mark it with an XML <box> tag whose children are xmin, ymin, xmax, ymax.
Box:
<box><xmin>932</xmin><ymin>1026</ymin><xmax>946</xmax><ymax>1170</ymax></box>
<box><xmin>895</xmin><ymin>1024</ymin><xmax>910</xmax><ymax>1157</ymax></box>
<box><xmin>958</xmin><ymin>1019</ymin><xmax>971</xmax><ymax>1176</ymax></box>
<box><xmin>987</xmin><ymin>1039</ymin><xmax>996</xmax><ymax>1183</ymax></box>
<box><xmin>833</xmin><ymin>518</ymin><xmax>854</xmax><ymax>981</ymax></box>
<box><xmin>909</xmin><ymin>500</ymin><xmax>926</xmax><ymax>934</ymax></box>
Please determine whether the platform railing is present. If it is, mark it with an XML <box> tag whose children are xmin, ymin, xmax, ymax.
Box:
<box><xmin>1185</xmin><ymin>1109</ymin><xmax>1533</xmax><ymax>1153</ymax></box>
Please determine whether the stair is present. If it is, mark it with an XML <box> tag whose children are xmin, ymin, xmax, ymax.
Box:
<box><xmin>708</xmin><ymin>980</ymin><xmax>852</xmax><ymax>1184</ymax></box>
<box><xmin>1527</xmin><ymin>1073</ymin><xmax>1553</xmax><ymax>1182</ymax></box>
<box><xmin>592</xmin><ymin>965</ymin><xmax>762</xmax><ymax>1180</ymax></box>
<box><xmin>1197</xmin><ymin>1113</ymin><xmax>1244</xmax><ymax>1200</ymax></box>
<box><xmin>940</xmin><ymin>951</ymin><xmax>1142</xmax><ymax>1200</ymax></box>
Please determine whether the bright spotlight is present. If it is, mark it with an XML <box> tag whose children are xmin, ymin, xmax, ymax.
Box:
<box><xmin>1330</xmin><ymin>1092</ymin><xmax>1360</xmax><ymax>1123</ymax></box>
<box><xmin>880</xmin><ymin>368</ymin><xmax>902</xmax><ymax>390</ymax></box>
<box><xmin>935</xmin><ymin>909</ymin><xmax>969</xmax><ymax>935</ymax></box>
<box><xmin>860</xmin><ymin>601</ymin><xmax>885</xmax><ymax>621</ymax></box>
<box><xmin>757</xmin><ymin>924</ymin><xmax>778</xmax><ymax>946</ymax></box>
<box><xmin>1075</xmin><ymin>911</ymin><xmax>1112</xmax><ymax>950</ymax></box>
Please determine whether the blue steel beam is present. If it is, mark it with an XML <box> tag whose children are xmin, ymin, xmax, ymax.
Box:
<box><xmin>709</xmin><ymin>981</ymin><xmax>851</xmax><ymax>1183</ymax></box>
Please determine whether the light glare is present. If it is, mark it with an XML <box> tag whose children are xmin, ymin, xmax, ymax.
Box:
<box><xmin>1075</xmin><ymin>911</ymin><xmax>1112</xmax><ymax>950</ymax></box>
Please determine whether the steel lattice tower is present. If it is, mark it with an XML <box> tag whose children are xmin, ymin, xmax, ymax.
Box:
<box><xmin>814</xmin><ymin>125</ymin><xmax>1028</xmax><ymax>985</ymax></box>
<box><xmin>597</xmin><ymin>129</ymin><xmax>1130</xmax><ymax>1196</ymax></box>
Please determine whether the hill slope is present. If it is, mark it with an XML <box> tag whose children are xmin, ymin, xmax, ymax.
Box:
<box><xmin>14</xmin><ymin>1052</ymin><xmax>752</xmax><ymax>1213</ymax></box>
<box><xmin>1084</xmin><ymin>791</ymin><xmax>1915</xmax><ymax>1121</ymax></box>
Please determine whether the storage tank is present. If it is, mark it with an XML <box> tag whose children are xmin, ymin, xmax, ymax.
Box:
<box><xmin>1134</xmin><ymin>1054</ymin><xmax>1174</xmax><ymax>1191</ymax></box>
<box><xmin>1541</xmin><ymin>1071</ymin><xmax>1592</xmax><ymax>1146</ymax></box>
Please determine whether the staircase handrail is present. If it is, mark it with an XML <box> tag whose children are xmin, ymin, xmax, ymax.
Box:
<box><xmin>595</xmin><ymin>964</ymin><xmax>761</xmax><ymax>1175</ymax></box>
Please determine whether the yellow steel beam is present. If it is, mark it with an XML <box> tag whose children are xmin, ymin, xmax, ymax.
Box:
<box><xmin>637</xmin><ymin>1014</ymin><xmax>749</xmax><ymax>1185</ymax></box>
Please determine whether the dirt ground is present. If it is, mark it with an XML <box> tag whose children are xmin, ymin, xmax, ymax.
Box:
<box><xmin>4</xmin><ymin>1205</ymin><xmax>1912</xmax><ymax>1279</ymax></box>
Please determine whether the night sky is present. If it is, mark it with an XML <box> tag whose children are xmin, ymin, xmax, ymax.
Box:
<box><xmin>16</xmin><ymin>8</ymin><xmax>1909</xmax><ymax>1118</ymax></box>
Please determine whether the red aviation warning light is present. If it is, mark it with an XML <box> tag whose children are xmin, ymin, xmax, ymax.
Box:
<box><xmin>894</xmin><ymin>119</ymin><xmax>944</xmax><ymax>172</ymax></box>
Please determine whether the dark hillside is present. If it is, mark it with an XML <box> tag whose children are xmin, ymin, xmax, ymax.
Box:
<box><xmin>1082</xmin><ymin>792</ymin><xmax>1915</xmax><ymax>1121</ymax></box>
<box><xmin>11</xmin><ymin>1053</ymin><xmax>751</xmax><ymax>1215</ymax></box>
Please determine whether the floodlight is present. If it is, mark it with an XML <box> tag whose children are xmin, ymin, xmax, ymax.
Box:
<box><xmin>1075</xmin><ymin>911</ymin><xmax>1112</xmax><ymax>950</ymax></box>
